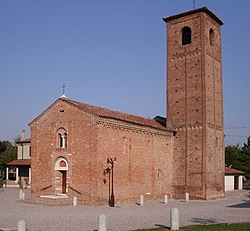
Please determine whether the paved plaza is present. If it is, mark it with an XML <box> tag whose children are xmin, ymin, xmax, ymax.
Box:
<box><xmin>0</xmin><ymin>188</ymin><xmax>250</xmax><ymax>231</ymax></box>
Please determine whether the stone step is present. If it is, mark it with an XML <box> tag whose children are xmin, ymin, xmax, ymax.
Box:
<box><xmin>22</xmin><ymin>196</ymin><xmax>71</xmax><ymax>206</ymax></box>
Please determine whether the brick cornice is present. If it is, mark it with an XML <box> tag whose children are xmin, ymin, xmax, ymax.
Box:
<box><xmin>97</xmin><ymin>118</ymin><xmax>173</xmax><ymax>136</ymax></box>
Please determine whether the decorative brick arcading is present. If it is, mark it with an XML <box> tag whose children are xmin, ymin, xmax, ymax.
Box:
<box><xmin>98</xmin><ymin>118</ymin><xmax>172</xmax><ymax>136</ymax></box>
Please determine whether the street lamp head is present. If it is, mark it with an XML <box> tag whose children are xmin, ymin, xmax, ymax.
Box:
<box><xmin>107</xmin><ymin>157</ymin><xmax>117</xmax><ymax>164</ymax></box>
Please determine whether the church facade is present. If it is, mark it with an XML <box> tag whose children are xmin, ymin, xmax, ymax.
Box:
<box><xmin>29</xmin><ymin>7</ymin><xmax>225</xmax><ymax>205</ymax></box>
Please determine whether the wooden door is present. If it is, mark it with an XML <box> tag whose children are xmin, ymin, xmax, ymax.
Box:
<box><xmin>234</xmin><ymin>176</ymin><xmax>239</xmax><ymax>190</ymax></box>
<box><xmin>61</xmin><ymin>171</ymin><xmax>67</xmax><ymax>194</ymax></box>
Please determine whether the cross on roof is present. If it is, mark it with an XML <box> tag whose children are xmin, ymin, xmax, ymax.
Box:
<box><xmin>62</xmin><ymin>83</ymin><xmax>66</xmax><ymax>95</ymax></box>
<box><xmin>61</xmin><ymin>83</ymin><xmax>67</xmax><ymax>98</ymax></box>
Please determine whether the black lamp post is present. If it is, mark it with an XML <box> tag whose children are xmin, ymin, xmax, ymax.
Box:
<box><xmin>107</xmin><ymin>157</ymin><xmax>116</xmax><ymax>207</ymax></box>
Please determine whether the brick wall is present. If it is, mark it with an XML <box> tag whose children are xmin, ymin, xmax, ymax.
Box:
<box><xmin>30</xmin><ymin>99</ymin><xmax>174</xmax><ymax>205</ymax></box>
<box><xmin>165</xmin><ymin>9</ymin><xmax>224</xmax><ymax>199</ymax></box>
<box><xmin>95</xmin><ymin>119</ymin><xmax>174</xmax><ymax>204</ymax></box>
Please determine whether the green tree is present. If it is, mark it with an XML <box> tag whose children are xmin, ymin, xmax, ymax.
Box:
<box><xmin>0</xmin><ymin>140</ymin><xmax>17</xmax><ymax>188</ymax></box>
<box><xmin>242</xmin><ymin>136</ymin><xmax>250</xmax><ymax>155</ymax></box>
<box><xmin>0</xmin><ymin>140</ymin><xmax>7</xmax><ymax>154</ymax></box>
<box><xmin>241</xmin><ymin>136</ymin><xmax>250</xmax><ymax>180</ymax></box>
<box><xmin>225</xmin><ymin>144</ymin><xmax>242</xmax><ymax>169</ymax></box>
<box><xmin>0</xmin><ymin>141</ymin><xmax>17</xmax><ymax>165</ymax></box>
<box><xmin>225</xmin><ymin>136</ymin><xmax>250</xmax><ymax>182</ymax></box>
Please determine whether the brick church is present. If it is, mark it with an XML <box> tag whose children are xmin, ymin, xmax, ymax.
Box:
<box><xmin>29</xmin><ymin>7</ymin><xmax>225</xmax><ymax>205</ymax></box>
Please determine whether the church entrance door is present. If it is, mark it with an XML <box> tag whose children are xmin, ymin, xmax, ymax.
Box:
<box><xmin>61</xmin><ymin>171</ymin><xmax>67</xmax><ymax>194</ymax></box>
<box><xmin>55</xmin><ymin>157</ymin><xmax>68</xmax><ymax>195</ymax></box>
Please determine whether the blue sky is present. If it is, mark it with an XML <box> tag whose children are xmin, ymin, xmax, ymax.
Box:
<box><xmin>0</xmin><ymin>0</ymin><xmax>250</xmax><ymax>146</ymax></box>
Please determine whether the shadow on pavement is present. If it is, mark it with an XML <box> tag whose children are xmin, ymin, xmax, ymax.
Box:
<box><xmin>190</xmin><ymin>218</ymin><xmax>219</xmax><ymax>224</ymax></box>
<box><xmin>155</xmin><ymin>223</ymin><xmax>169</xmax><ymax>229</ymax></box>
<box><xmin>227</xmin><ymin>200</ymin><xmax>250</xmax><ymax>208</ymax></box>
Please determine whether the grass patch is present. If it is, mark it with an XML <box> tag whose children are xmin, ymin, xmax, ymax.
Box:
<box><xmin>133</xmin><ymin>223</ymin><xmax>250</xmax><ymax>231</ymax></box>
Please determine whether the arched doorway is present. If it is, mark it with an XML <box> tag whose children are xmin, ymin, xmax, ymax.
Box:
<box><xmin>55</xmin><ymin>157</ymin><xmax>68</xmax><ymax>194</ymax></box>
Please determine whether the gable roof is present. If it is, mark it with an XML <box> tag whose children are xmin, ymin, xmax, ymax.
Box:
<box><xmin>7</xmin><ymin>159</ymin><xmax>31</xmax><ymax>166</ymax></box>
<box><xmin>225</xmin><ymin>167</ymin><xmax>245</xmax><ymax>175</ymax></box>
<box><xmin>63</xmin><ymin>98</ymin><xmax>173</xmax><ymax>132</ymax></box>
<box><xmin>29</xmin><ymin>97</ymin><xmax>173</xmax><ymax>133</ymax></box>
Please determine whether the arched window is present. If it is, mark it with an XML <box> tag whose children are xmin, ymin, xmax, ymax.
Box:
<box><xmin>59</xmin><ymin>134</ymin><xmax>63</xmax><ymax>148</ymax></box>
<box><xmin>57</xmin><ymin>128</ymin><xmax>67</xmax><ymax>149</ymax></box>
<box><xmin>64</xmin><ymin>133</ymin><xmax>67</xmax><ymax>148</ymax></box>
<box><xmin>59</xmin><ymin>160</ymin><xmax>67</xmax><ymax>167</ymax></box>
<box><xmin>182</xmin><ymin>27</ymin><xmax>192</xmax><ymax>45</ymax></box>
<box><xmin>209</xmin><ymin>28</ymin><xmax>215</xmax><ymax>46</ymax></box>
<box><xmin>55</xmin><ymin>157</ymin><xmax>68</xmax><ymax>170</ymax></box>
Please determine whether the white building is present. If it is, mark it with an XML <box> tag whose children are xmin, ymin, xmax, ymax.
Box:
<box><xmin>225</xmin><ymin>167</ymin><xmax>245</xmax><ymax>191</ymax></box>
<box><xmin>6</xmin><ymin>130</ymin><xmax>31</xmax><ymax>188</ymax></box>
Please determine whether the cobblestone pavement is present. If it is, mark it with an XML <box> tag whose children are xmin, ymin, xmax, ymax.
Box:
<box><xmin>0</xmin><ymin>188</ymin><xmax>250</xmax><ymax>231</ymax></box>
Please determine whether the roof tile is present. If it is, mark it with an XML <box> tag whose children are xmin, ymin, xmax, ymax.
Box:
<box><xmin>225</xmin><ymin>167</ymin><xmax>245</xmax><ymax>175</ymax></box>
<box><xmin>62</xmin><ymin>98</ymin><xmax>173</xmax><ymax>132</ymax></box>
<box><xmin>7</xmin><ymin>159</ymin><xmax>31</xmax><ymax>166</ymax></box>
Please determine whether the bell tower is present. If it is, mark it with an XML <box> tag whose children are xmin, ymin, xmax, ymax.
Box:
<box><xmin>163</xmin><ymin>8</ymin><xmax>224</xmax><ymax>199</ymax></box>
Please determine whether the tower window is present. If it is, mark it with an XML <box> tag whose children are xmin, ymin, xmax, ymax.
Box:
<box><xmin>182</xmin><ymin>27</ymin><xmax>192</xmax><ymax>45</ymax></box>
<box><xmin>209</xmin><ymin>28</ymin><xmax>215</xmax><ymax>46</ymax></box>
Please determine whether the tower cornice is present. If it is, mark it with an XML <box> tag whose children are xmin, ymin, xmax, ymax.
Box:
<box><xmin>163</xmin><ymin>7</ymin><xmax>223</xmax><ymax>26</ymax></box>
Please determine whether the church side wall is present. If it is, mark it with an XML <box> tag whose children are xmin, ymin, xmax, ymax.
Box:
<box><xmin>94</xmin><ymin>118</ymin><xmax>174</xmax><ymax>205</ymax></box>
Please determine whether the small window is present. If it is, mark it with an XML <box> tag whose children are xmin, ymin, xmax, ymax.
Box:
<box><xmin>209</xmin><ymin>28</ymin><xmax>215</xmax><ymax>46</ymax></box>
<box><xmin>57</xmin><ymin>128</ymin><xmax>67</xmax><ymax>148</ymax></box>
<box><xmin>55</xmin><ymin>157</ymin><xmax>68</xmax><ymax>171</ymax></box>
<box><xmin>59</xmin><ymin>160</ymin><xmax>67</xmax><ymax>167</ymax></box>
<box><xmin>182</xmin><ymin>27</ymin><xmax>191</xmax><ymax>45</ymax></box>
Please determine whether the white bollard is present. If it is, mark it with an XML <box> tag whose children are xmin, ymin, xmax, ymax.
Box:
<box><xmin>18</xmin><ymin>220</ymin><xmax>26</xmax><ymax>231</ymax></box>
<box><xmin>21</xmin><ymin>192</ymin><xmax>25</xmax><ymax>200</ymax></box>
<box><xmin>170</xmin><ymin>208</ymin><xmax>179</xmax><ymax>230</ymax></box>
<box><xmin>19</xmin><ymin>190</ymin><xmax>23</xmax><ymax>200</ymax></box>
<box><xmin>185</xmin><ymin>192</ymin><xmax>189</xmax><ymax>202</ymax></box>
<box><xmin>98</xmin><ymin>214</ymin><xmax>107</xmax><ymax>231</ymax></box>
<box><xmin>72</xmin><ymin>196</ymin><xmax>77</xmax><ymax>207</ymax></box>
<box><xmin>139</xmin><ymin>195</ymin><xmax>144</xmax><ymax>206</ymax></box>
<box><xmin>163</xmin><ymin>194</ymin><xmax>168</xmax><ymax>204</ymax></box>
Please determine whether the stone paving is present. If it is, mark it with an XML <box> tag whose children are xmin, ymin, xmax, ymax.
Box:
<box><xmin>0</xmin><ymin>188</ymin><xmax>250</xmax><ymax>231</ymax></box>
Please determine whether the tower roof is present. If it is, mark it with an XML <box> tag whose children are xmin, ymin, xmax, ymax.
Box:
<box><xmin>163</xmin><ymin>7</ymin><xmax>223</xmax><ymax>26</ymax></box>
